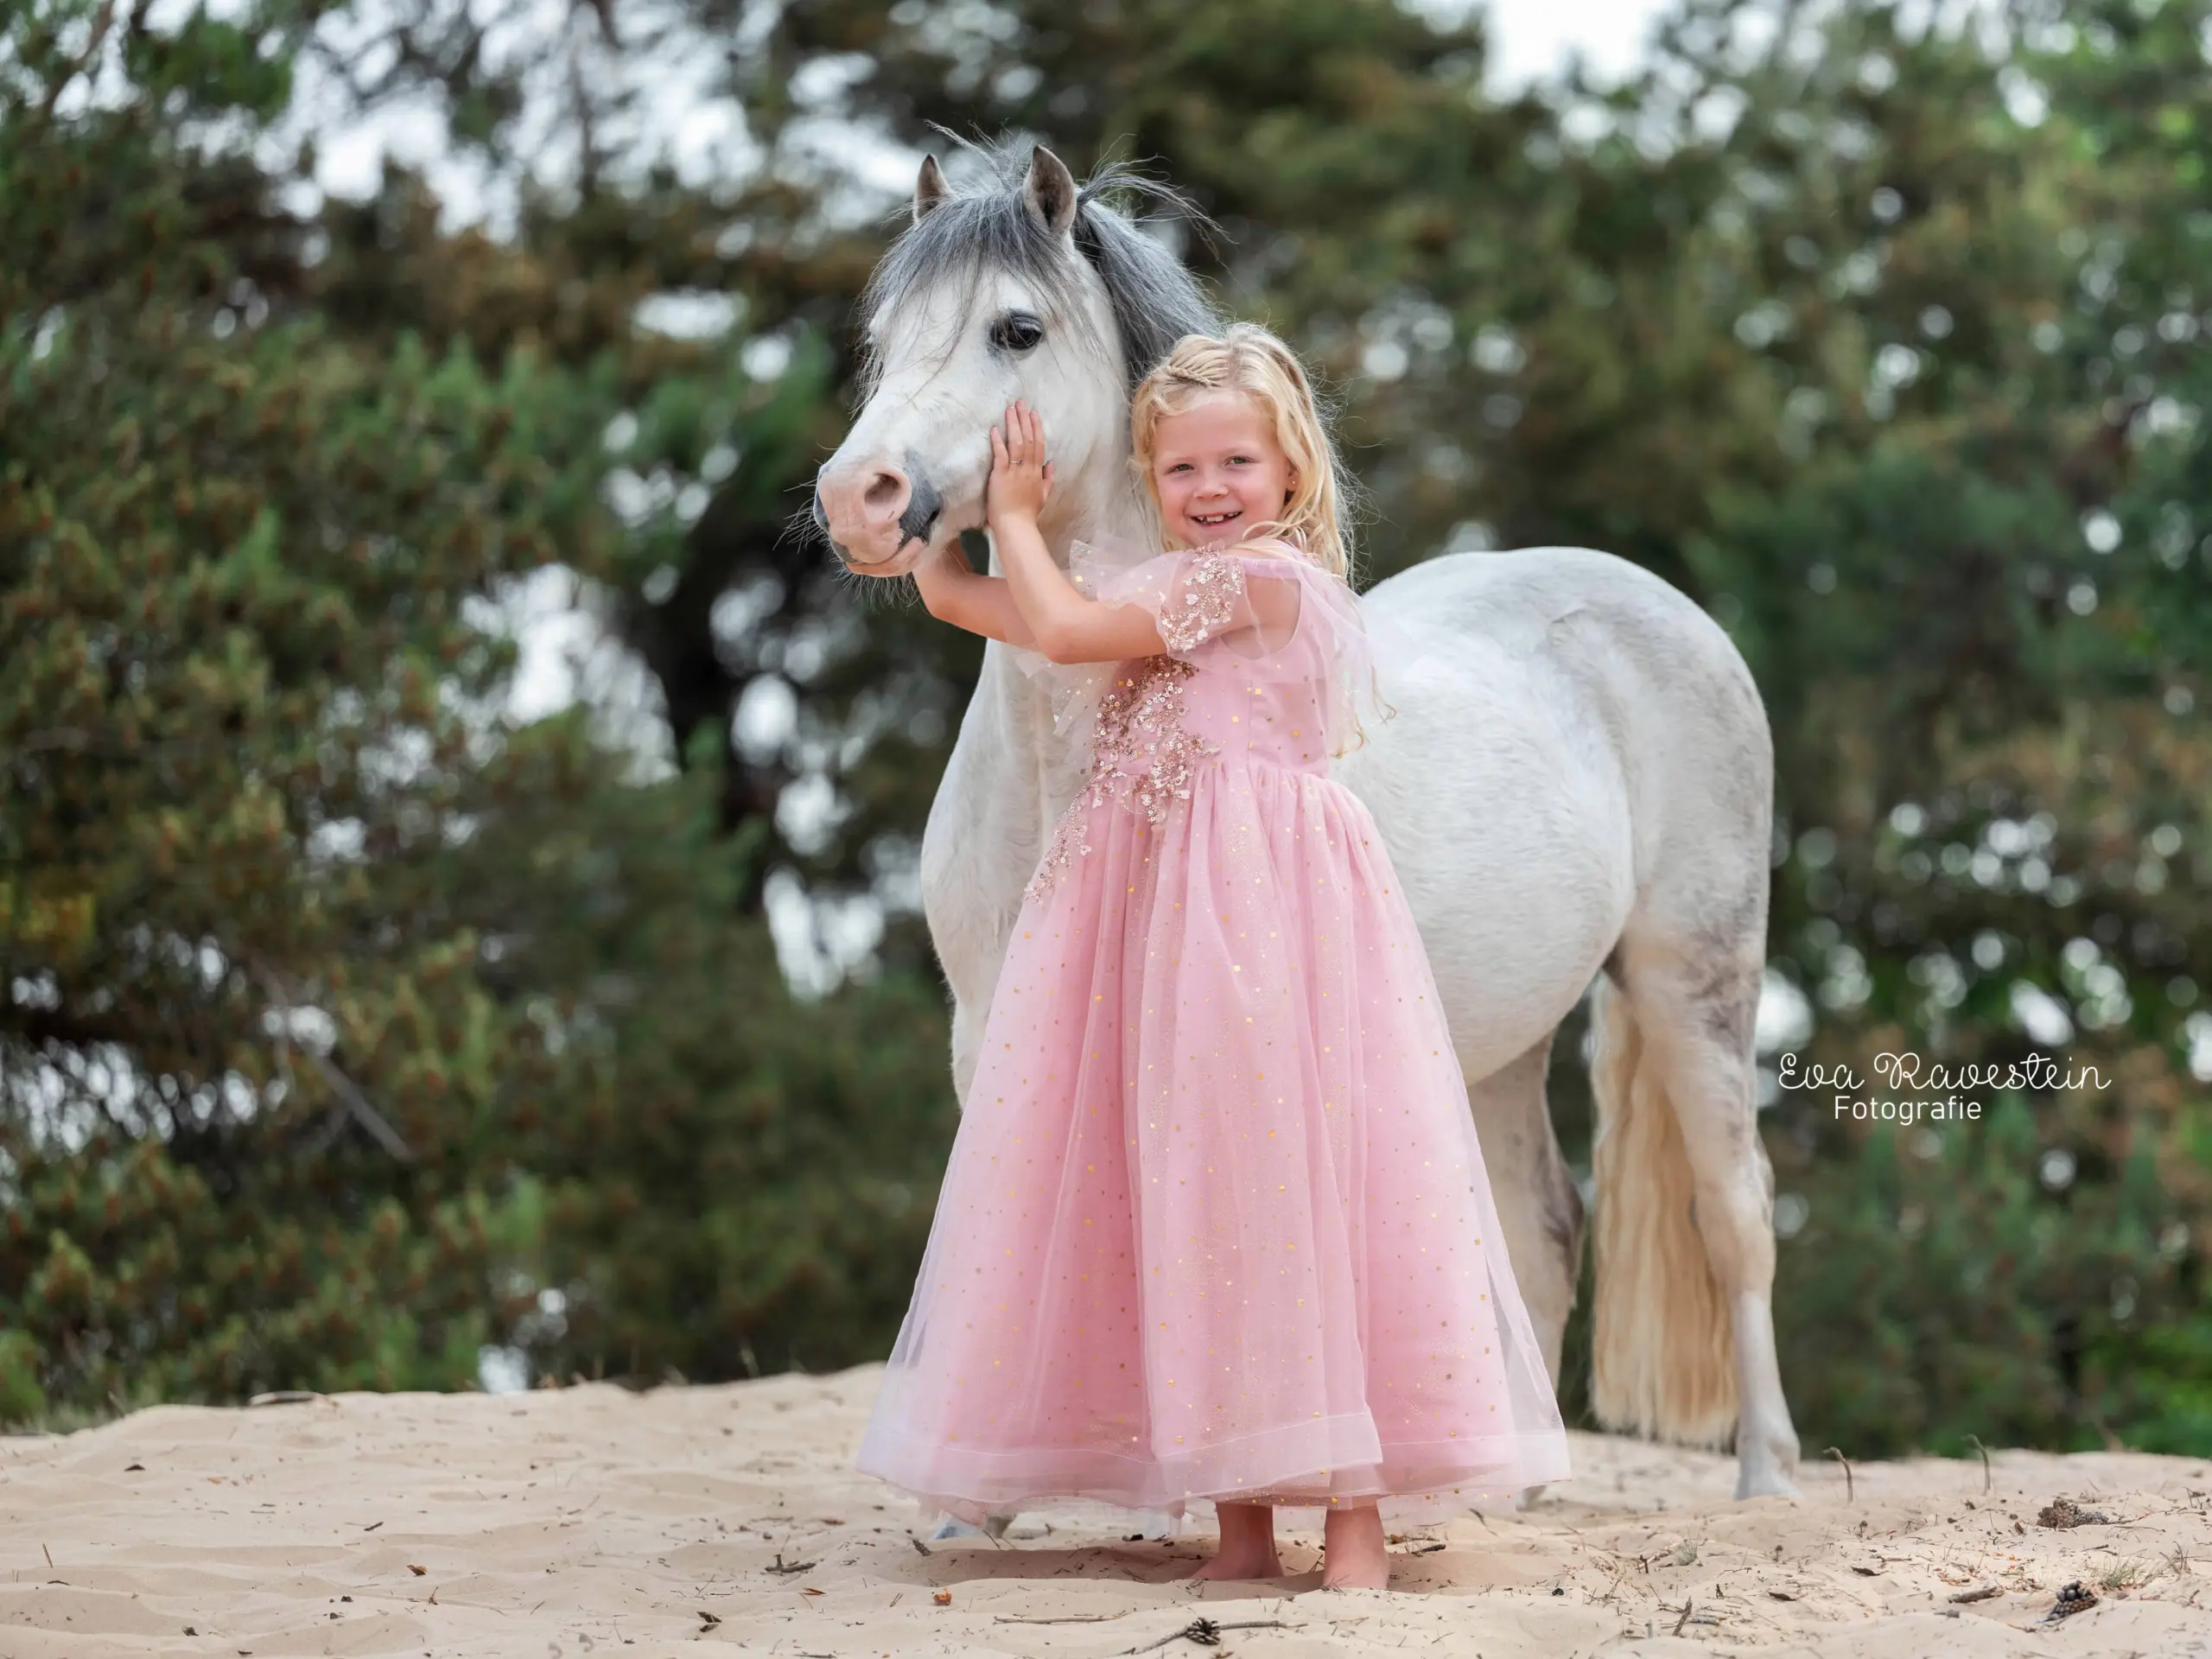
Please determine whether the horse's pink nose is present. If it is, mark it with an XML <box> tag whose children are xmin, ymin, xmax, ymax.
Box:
<box><xmin>817</xmin><ymin>465</ymin><xmax>910</xmax><ymax>550</ymax></box>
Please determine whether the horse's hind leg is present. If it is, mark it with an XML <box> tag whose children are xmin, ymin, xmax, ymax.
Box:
<box><xmin>1596</xmin><ymin>926</ymin><xmax>1801</xmax><ymax>1499</ymax></box>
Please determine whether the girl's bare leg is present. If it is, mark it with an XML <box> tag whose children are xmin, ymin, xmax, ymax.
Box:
<box><xmin>1320</xmin><ymin>1504</ymin><xmax>1389</xmax><ymax>1590</ymax></box>
<box><xmin>1185</xmin><ymin>1501</ymin><xmax>1283</xmax><ymax>1580</ymax></box>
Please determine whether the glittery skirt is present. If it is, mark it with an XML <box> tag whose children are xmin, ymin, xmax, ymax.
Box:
<box><xmin>855</xmin><ymin>760</ymin><xmax>1573</xmax><ymax>1526</ymax></box>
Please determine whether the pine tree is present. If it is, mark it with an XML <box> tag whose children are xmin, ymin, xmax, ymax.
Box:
<box><xmin>0</xmin><ymin>1</ymin><xmax>959</xmax><ymax>1415</ymax></box>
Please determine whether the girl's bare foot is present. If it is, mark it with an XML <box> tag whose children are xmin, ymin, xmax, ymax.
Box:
<box><xmin>1319</xmin><ymin>1505</ymin><xmax>1389</xmax><ymax>1590</ymax></box>
<box><xmin>1186</xmin><ymin>1500</ymin><xmax>1283</xmax><ymax>1581</ymax></box>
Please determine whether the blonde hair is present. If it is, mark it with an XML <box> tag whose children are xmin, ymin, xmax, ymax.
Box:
<box><xmin>1129</xmin><ymin>324</ymin><xmax>1354</xmax><ymax>581</ymax></box>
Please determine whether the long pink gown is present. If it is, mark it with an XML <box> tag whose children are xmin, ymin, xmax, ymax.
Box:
<box><xmin>856</xmin><ymin>537</ymin><xmax>1573</xmax><ymax>1527</ymax></box>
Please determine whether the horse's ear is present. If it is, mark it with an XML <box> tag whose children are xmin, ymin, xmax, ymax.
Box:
<box><xmin>1021</xmin><ymin>144</ymin><xmax>1078</xmax><ymax>236</ymax></box>
<box><xmin>913</xmin><ymin>154</ymin><xmax>950</xmax><ymax>224</ymax></box>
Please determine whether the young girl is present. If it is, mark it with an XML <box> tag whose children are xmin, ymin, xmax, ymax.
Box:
<box><xmin>856</xmin><ymin>325</ymin><xmax>1571</xmax><ymax>1590</ymax></box>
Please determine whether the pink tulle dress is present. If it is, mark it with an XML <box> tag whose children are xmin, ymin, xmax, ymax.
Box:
<box><xmin>856</xmin><ymin>537</ymin><xmax>1573</xmax><ymax>1528</ymax></box>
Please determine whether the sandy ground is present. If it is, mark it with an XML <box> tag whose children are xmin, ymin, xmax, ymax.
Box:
<box><xmin>3</xmin><ymin>1365</ymin><xmax>2211</xmax><ymax>1657</ymax></box>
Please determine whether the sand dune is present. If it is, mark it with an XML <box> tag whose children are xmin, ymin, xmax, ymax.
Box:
<box><xmin>3</xmin><ymin>1364</ymin><xmax>2209</xmax><ymax>1656</ymax></box>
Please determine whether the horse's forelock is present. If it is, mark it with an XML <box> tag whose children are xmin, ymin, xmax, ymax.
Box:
<box><xmin>1070</xmin><ymin>176</ymin><xmax>1223</xmax><ymax>389</ymax></box>
<box><xmin>857</xmin><ymin>151</ymin><xmax>1221</xmax><ymax>399</ymax></box>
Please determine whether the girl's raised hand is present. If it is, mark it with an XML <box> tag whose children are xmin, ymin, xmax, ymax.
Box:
<box><xmin>986</xmin><ymin>400</ymin><xmax>1054</xmax><ymax>528</ymax></box>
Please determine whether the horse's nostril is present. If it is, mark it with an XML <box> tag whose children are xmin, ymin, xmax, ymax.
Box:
<box><xmin>899</xmin><ymin>476</ymin><xmax>944</xmax><ymax>550</ymax></box>
<box><xmin>863</xmin><ymin>470</ymin><xmax>909</xmax><ymax>518</ymax></box>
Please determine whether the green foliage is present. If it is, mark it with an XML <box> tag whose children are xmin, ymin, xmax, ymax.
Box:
<box><xmin>0</xmin><ymin>0</ymin><xmax>959</xmax><ymax>1421</ymax></box>
<box><xmin>0</xmin><ymin>1329</ymin><xmax>45</xmax><ymax>1422</ymax></box>
<box><xmin>442</xmin><ymin>726</ymin><xmax>961</xmax><ymax>1382</ymax></box>
<box><xmin>1773</xmin><ymin>1110</ymin><xmax>2198</xmax><ymax>1458</ymax></box>
<box><xmin>3</xmin><ymin>1134</ymin><xmax>497</xmax><ymax>1403</ymax></box>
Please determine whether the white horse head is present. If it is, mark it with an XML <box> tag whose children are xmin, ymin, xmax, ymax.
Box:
<box><xmin>813</xmin><ymin>144</ymin><xmax>1217</xmax><ymax>575</ymax></box>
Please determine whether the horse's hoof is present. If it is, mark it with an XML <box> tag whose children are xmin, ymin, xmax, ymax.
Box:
<box><xmin>1734</xmin><ymin>1470</ymin><xmax>1802</xmax><ymax>1501</ymax></box>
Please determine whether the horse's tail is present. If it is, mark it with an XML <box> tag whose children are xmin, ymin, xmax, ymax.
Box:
<box><xmin>1586</xmin><ymin>970</ymin><xmax>1738</xmax><ymax>1446</ymax></box>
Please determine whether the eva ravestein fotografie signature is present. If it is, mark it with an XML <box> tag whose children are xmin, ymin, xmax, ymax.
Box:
<box><xmin>1775</xmin><ymin>1051</ymin><xmax>2113</xmax><ymax>1124</ymax></box>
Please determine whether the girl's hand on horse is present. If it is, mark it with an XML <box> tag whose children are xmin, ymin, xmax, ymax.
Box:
<box><xmin>987</xmin><ymin>401</ymin><xmax>1054</xmax><ymax>528</ymax></box>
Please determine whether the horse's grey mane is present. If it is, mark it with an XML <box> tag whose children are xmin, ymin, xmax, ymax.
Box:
<box><xmin>859</xmin><ymin>139</ymin><xmax>1224</xmax><ymax>397</ymax></box>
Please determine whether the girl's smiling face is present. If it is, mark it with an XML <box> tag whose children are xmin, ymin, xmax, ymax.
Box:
<box><xmin>1147</xmin><ymin>391</ymin><xmax>1299</xmax><ymax>549</ymax></box>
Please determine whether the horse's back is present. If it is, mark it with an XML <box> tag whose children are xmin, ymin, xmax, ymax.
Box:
<box><xmin>1336</xmin><ymin>546</ymin><xmax>1770</xmax><ymax>1077</ymax></box>
<box><xmin>1362</xmin><ymin>544</ymin><xmax>1771</xmax><ymax>859</ymax></box>
<box><xmin>1364</xmin><ymin>546</ymin><xmax>1752</xmax><ymax>690</ymax></box>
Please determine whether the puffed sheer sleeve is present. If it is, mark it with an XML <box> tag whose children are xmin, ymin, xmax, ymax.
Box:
<box><xmin>1007</xmin><ymin>533</ymin><xmax>1397</xmax><ymax>762</ymax></box>
<box><xmin>1069</xmin><ymin>542</ymin><xmax>1303</xmax><ymax>669</ymax></box>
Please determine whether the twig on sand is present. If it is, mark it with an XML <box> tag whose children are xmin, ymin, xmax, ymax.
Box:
<box><xmin>1824</xmin><ymin>1447</ymin><xmax>1854</xmax><ymax>1503</ymax></box>
<box><xmin>1949</xmin><ymin>1586</ymin><xmax>2001</xmax><ymax>1604</ymax></box>
<box><xmin>1118</xmin><ymin>1617</ymin><xmax>1295</xmax><ymax>1653</ymax></box>
<box><xmin>1672</xmin><ymin>1599</ymin><xmax>1694</xmax><ymax>1637</ymax></box>
<box><xmin>994</xmin><ymin>1611</ymin><xmax>1128</xmax><ymax>1624</ymax></box>
<box><xmin>1966</xmin><ymin>1435</ymin><xmax>1992</xmax><ymax>1493</ymax></box>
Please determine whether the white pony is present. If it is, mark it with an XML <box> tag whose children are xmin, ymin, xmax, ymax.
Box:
<box><xmin>814</xmin><ymin>144</ymin><xmax>1801</xmax><ymax>1505</ymax></box>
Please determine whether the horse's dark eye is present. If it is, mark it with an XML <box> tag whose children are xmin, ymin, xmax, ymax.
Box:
<box><xmin>990</xmin><ymin>312</ymin><xmax>1045</xmax><ymax>353</ymax></box>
